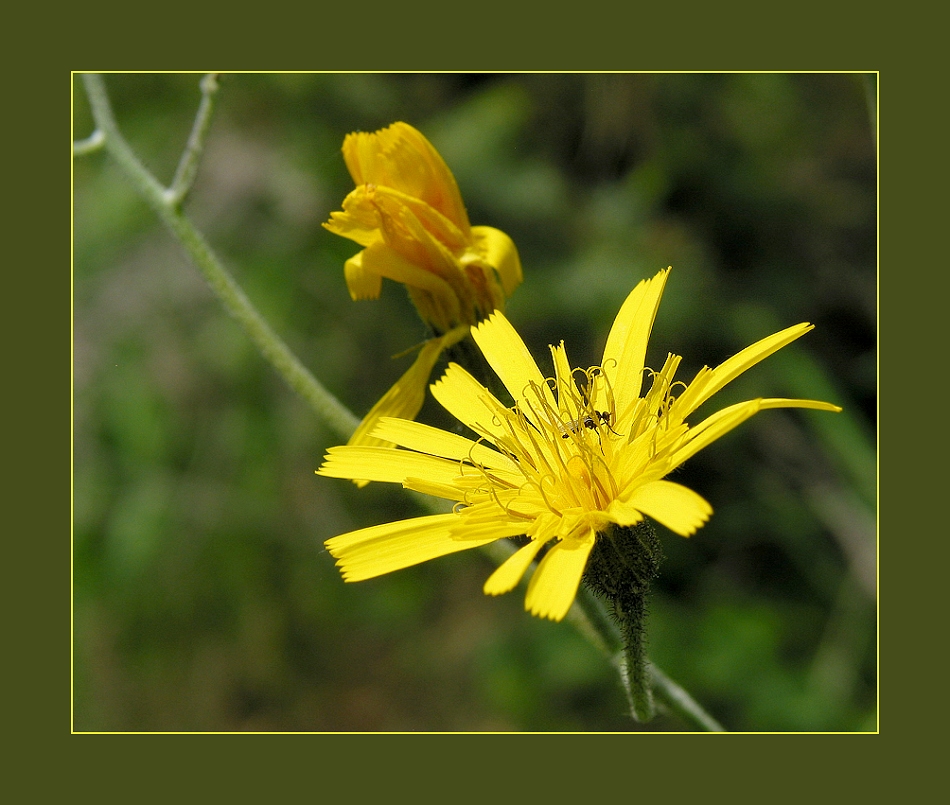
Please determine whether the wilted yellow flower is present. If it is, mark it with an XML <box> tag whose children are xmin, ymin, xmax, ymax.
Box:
<box><xmin>318</xmin><ymin>268</ymin><xmax>841</xmax><ymax>621</ymax></box>
<box><xmin>325</xmin><ymin>122</ymin><xmax>522</xmax><ymax>332</ymax></box>
<box><xmin>324</xmin><ymin>121</ymin><xmax>523</xmax><ymax>451</ymax></box>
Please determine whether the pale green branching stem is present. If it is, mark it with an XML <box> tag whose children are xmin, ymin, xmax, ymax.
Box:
<box><xmin>165</xmin><ymin>73</ymin><xmax>220</xmax><ymax>208</ymax></box>
<box><xmin>77</xmin><ymin>73</ymin><xmax>723</xmax><ymax>732</ymax></box>
<box><xmin>77</xmin><ymin>73</ymin><xmax>358</xmax><ymax>441</ymax></box>
<box><xmin>73</xmin><ymin>129</ymin><xmax>105</xmax><ymax>157</ymax></box>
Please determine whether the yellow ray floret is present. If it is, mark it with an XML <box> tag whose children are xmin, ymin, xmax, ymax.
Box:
<box><xmin>325</xmin><ymin>514</ymin><xmax>499</xmax><ymax>582</ymax></box>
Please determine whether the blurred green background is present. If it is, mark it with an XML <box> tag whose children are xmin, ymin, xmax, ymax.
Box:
<box><xmin>72</xmin><ymin>73</ymin><xmax>876</xmax><ymax>732</ymax></box>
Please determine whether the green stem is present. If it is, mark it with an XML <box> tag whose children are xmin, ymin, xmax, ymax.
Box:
<box><xmin>79</xmin><ymin>73</ymin><xmax>359</xmax><ymax>442</ymax></box>
<box><xmin>73</xmin><ymin>129</ymin><xmax>105</xmax><ymax>157</ymax></box>
<box><xmin>617</xmin><ymin>588</ymin><xmax>655</xmax><ymax>721</ymax></box>
<box><xmin>570</xmin><ymin>586</ymin><xmax>725</xmax><ymax>731</ymax></box>
<box><xmin>581</xmin><ymin>522</ymin><xmax>661</xmax><ymax>722</ymax></box>
<box><xmin>165</xmin><ymin>73</ymin><xmax>220</xmax><ymax>208</ymax></box>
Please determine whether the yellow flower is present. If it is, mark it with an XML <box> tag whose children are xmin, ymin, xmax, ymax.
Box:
<box><xmin>324</xmin><ymin>121</ymin><xmax>523</xmax><ymax>453</ymax></box>
<box><xmin>317</xmin><ymin>268</ymin><xmax>841</xmax><ymax>622</ymax></box>
<box><xmin>325</xmin><ymin>122</ymin><xmax>522</xmax><ymax>331</ymax></box>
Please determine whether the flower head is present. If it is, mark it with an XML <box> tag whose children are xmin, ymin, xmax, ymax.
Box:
<box><xmin>324</xmin><ymin>121</ymin><xmax>522</xmax><ymax>334</ymax></box>
<box><xmin>324</xmin><ymin>121</ymin><xmax>523</xmax><ymax>454</ymax></box>
<box><xmin>318</xmin><ymin>268</ymin><xmax>841</xmax><ymax>622</ymax></box>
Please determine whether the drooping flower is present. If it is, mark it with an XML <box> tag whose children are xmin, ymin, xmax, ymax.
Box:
<box><xmin>324</xmin><ymin>122</ymin><xmax>523</xmax><ymax>451</ymax></box>
<box><xmin>317</xmin><ymin>268</ymin><xmax>841</xmax><ymax>622</ymax></box>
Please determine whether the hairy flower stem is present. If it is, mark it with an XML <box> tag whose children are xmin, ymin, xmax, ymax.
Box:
<box><xmin>583</xmin><ymin>522</ymin><xmax>664</xmax><ymax>722</ymax></box>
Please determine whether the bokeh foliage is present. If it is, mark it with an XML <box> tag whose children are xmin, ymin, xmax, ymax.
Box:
<box><xmin>73</xmin><ymin>73</ymin><xmax>876</xmax><ymax>731</ymax></box>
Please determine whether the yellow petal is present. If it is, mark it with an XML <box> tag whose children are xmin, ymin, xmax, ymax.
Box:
<box><xmin>318</xmin><ymin>445</ymin><xmax>466</xmax><ymax>487</ymax></box>
<box><xmin>342</xmin><ymin>122</ymin><xmax>470</xmax><ymax>234</ymax></box>
<box><xmin>759</xmin><ymin>397</ymin><xmax>843</xmax><ymax>414</ymax></box>
<box><xmin>343</xmin><ymin>251</ymin><xmax>383</xmax><ymax>300</ymax></box>
<box><xmin>669</xmin><ymin>395</ymin><xmax>840</xmax><ymax>472</ymax></box>
<box><xmin>452</xmin><ymin>520</ymin><xmax>530</xmax><ymax>543</ymax></box>
<box><xmin>667</xmin><ymin>395</ymin><xmax>842</xmax><ymax>472</ymax></box>
<box><xmin>325</xmin><ymin>513</ymin><xmax>495</xmax><ymax>581</ymax></box>
<box><xmin>470</xmin><ymin>311</ymin><xmax>556</xmax><ymax>415</ymax></box>
<box><xmin>605</xmin><ymin>499</ymin><xmax>646</xmax><ymax>527</ymax></box>
<box><xmin>668</xmin><ymin>399</ymin><xmax>764</xmax><ymax>468</ymax></box>
<box><xmin>402</xmin><ymin>477</ymin><xmax>469</xmax><ymax>500</ymax></box>
<box><xmin>470</xmin><ymin>225</ymin><xmax>523</xmax><ymax>296</ymax></box>
<box><xmin>673</xmin><ymin>323</ymin><xmax>815</xmax><ymax>419</ymax></box>
<box><xmin>372</xmin><ymin>416</ymin><xmax>521</xmax><ymax>475</ymax></box>
<box><xmin>625</xmin><ymin>480</ymin><xmax>712</xmax><ymax>537</ymax></box>
<box><xmin>371</xmin><ymin>187</ymin><xmax>469</xmax><ymax>266</ymax></box>
<box><xmin>483</xmin><ymin>538</ymin><xmax>548</xmax><ymax>596</ymax></box>
<box><xmin>355</xmin><ymin>241</ymin><xmax>461</xmax><ymax>323</ymax></box>
<box><xmin>430</xmin><ymin>363</ymin><xmax>509</xmax><ymax>442</ymax></box>
<box><xmin>549</xmin><ymin>341</ymin><xmax>583</xmax><ymax>422</ymax></box>
<box><xmin>368</xmin><ymin>185</ymin><xmax>468</xmax><ymax>253</ymax></box>
<box><xmin>602</xmin><ymin>268</ymin><xmax>670</xmax><ymax>421</ymax></box>
<box><xmin>639</xmin><ymin>352</ymin><xmax>682</xmax><ymax>424</ymax></box>
<box><xmin>524</xmin><ymin>534</ymin><xmax>596</xmax><ymax>622</ymax></box>
<box><xmin>345</xmin><ymin>333</ymin><xmax>461</xmax><ymax>453</ymax></box>
<box><xmin>322</xmin><ymin>192</ymin><xmax>382</xmax><ymax>248</ymax></box>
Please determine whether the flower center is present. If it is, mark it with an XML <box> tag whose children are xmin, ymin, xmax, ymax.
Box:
<box><xmin>479</xmin><ymin>367</ymin><xmax>623</xmax><ymax>515</ymax></box>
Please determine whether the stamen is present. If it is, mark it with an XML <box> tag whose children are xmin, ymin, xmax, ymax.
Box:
<box><xmin>521</xmin><ymin>475</ymin><xmax>563</xmax><ymax>517</ymax></box>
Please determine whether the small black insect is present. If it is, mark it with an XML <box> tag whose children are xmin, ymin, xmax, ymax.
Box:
<box><xmin>560</xmin><ymin>410</ymin><xmax>614</xmax><ymax>438</ymax></box>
